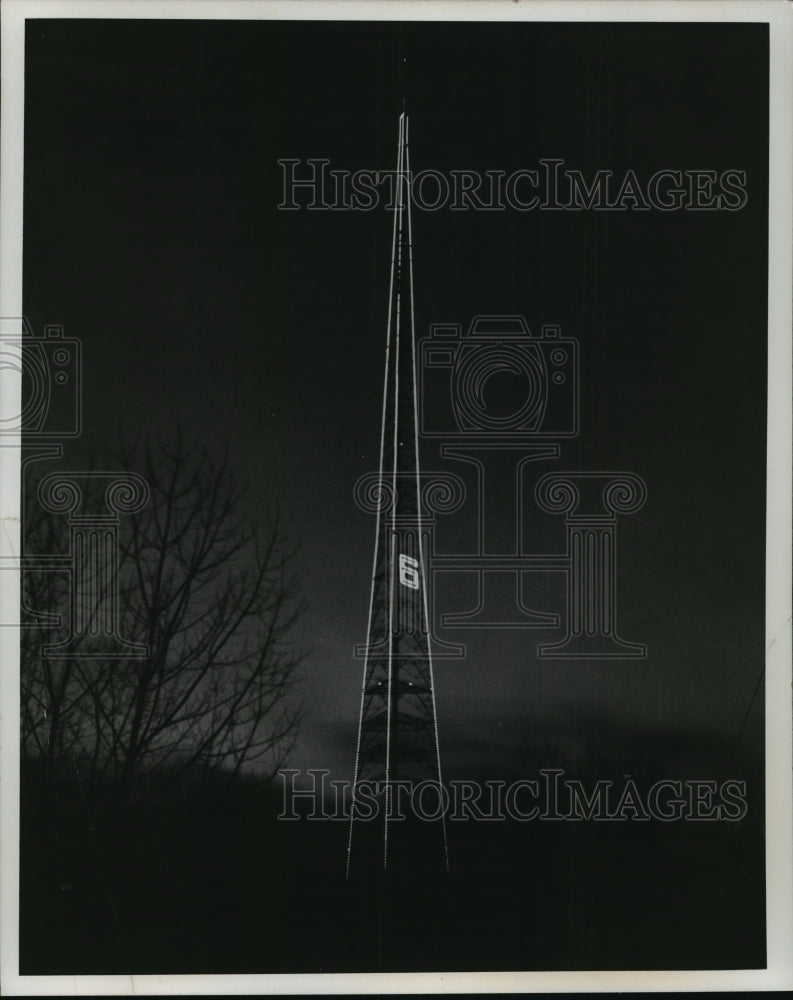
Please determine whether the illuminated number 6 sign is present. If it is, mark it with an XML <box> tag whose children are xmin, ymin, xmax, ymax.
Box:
<box><xmin>398</xmin><ymin>553</ymin><xmax>419</xmax><ymax>590</ymax></box>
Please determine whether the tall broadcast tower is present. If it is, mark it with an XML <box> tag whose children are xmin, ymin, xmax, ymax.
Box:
<box><xmin>347</xmin><ymin>113</ymin><xmax>448</xmax><ymax>878</ymax></box>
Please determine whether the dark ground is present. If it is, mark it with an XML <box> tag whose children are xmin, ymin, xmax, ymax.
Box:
<box><xmin>20</xmin><ymin>737</ymin><xmax>765</xmax><ymax>975</ymax></box>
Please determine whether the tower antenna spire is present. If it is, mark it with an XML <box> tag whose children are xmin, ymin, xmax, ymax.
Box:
<box><xmin>346</xmin><ymin>112</ymin><xmax>448</xmax><ymax>879</ymax></box>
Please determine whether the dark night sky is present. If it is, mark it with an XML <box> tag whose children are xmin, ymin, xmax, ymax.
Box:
<box><xmin>23</xmin><ymin>19</ymin><xmax>768</xmax><ymax>786</ymax></box>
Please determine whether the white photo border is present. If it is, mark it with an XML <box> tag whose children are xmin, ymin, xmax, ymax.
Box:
<box><xmin>1</xmin><ymin>0</ymin><xmax>790</xmax><ymax>994</ymax></box>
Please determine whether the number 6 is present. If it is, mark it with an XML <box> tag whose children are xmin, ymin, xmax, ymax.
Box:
<box><xmin>398</xmin><ymin>553</ymin><xmax>419</xmax><ymax>590</ymax></box>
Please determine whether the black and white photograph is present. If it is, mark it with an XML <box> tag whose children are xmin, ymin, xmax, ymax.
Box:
<box><xmin>0</xmin><ymin>0</ymin><xmax>791</xmax><ymax>994</ymax></box>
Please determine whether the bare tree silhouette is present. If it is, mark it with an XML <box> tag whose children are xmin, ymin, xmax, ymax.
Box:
<box><xmin>21</xmin><ymin>430</ymin><xmax>304</xmax><ymax>797</ymax></box>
